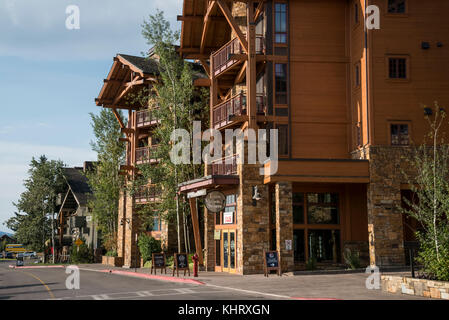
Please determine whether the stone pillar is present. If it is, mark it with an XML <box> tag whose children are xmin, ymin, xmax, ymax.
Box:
<box><xmin>117</xmin><ymin>190</ymin><xmax>126</xmax><ymax>258</ymax></box>
<box><xmin>237</xmin><ymin>163</ymin><xmax>270</xmax><ymax>274</ymax></box>
<box><xmin>275</xmin><ymin>181</ymin><xmax>294</xmax><ymax>272</ymax></box>
<box><xmin>365</xmin><ymin>146</ymin><xmax>406</xmax><ymax>267</ymax></box>
<box><xmin>123</xmin><ymin>192</ymin><xmax>140</xmax><ymax>268</ymax></box>
<box><xmin>204</xmin><ymin>208</ymin><xmax>215</xmax><ymax>271</ymax></box>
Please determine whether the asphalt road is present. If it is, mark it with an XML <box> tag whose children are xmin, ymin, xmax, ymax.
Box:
<box><xmin>0</xmin><ymin>261</ymin><xmax>272</xmax><ymax>300</ymax></box>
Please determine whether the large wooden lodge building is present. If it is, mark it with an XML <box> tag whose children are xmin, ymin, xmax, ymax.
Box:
<box><xmin>96</xmin><ymin>0</ymin><xmax>449</xmax><ymax>274</ymax></box>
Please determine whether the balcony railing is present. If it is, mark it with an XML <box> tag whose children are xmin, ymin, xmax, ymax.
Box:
<box><xmin>135</xmin><ymin>185</ymin><xmax>162</xmax><ymax>203</ymax></box>
<box><xmin>213</xmin><ymin>93</ymin><xmax>246</xmax><ymax>129</ymax></box>
<box><xmin>211</xmin><ymin>155</ymin><xmax>238</xmax><ymax>175</ymax></box>
<box><xmin>212</xmin><ymin>93</ymin><xmax>267</xmax><ymax>129</ymax></box>
<box><xmin>212</xmin><ymin>36</ymin><xmax>265</xmax><ymax>76</ymax></box>
<box><xmin>136</xmin><ymin>145</ymin><xmax>159</xmax><ymax>164</ymax></box>
<box><xmin>136</xmin><ymin>109</ymin><xmax>158</xmax><ymax>128</ymax></box>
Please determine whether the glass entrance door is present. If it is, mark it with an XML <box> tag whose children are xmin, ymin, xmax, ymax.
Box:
<box><xmin>222</xmin><ymin>229</ymin><xmax>236</xmax><ymax>273</ymax></box>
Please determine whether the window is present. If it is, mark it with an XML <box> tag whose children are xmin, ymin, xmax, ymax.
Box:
<box><xmin>277</xmin><ymin>124</ymin><xmax>289</xmax><ymax>156</ymax></box>
<box><xmin>274</xmin><ymin>3</ymin><xmax>287</xmax><ymax>44</ymax></box>
<box><xmin>147</xmin><ymin>216</ymin><xmax>161</xmax><ymax>231</ymax></box>
<box><xmin>355</xmin><ymin>63</ymin><xmax>361</xmax><ymax>87</ymax></box>
<box><xmin>307</xmin><ymin>193</ymin><xmax>339</xmax><ymax>224</ymax></box>
<box><xmin>388</xmin><ymin>0</ymin><xmax>406</xmax><ymax>14</ymax></box>
<box><xmin>391</xmin><ymin>123</ymin><xmax>409</xmax><ymax>145</ymax></box>
<box><xmin>389</xmin><ymin>58</ymin><xmax>407</xmax><ymax>79</ymax></box>
<box><xmin>216</xmin><ymin>194</ymin><xmax>237</xmax><ymax>225</ymax></box>
<box><xmin>292</xmin><ymin>193</ymin><xmax>305</xmax><ymax>224</ymax></box>
<box><xmin>275</xmin><ymin>63</ymin><xmax>287</xmax><ymax>104</ymax></box>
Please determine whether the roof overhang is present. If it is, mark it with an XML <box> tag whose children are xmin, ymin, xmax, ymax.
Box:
<box><xmin>263</xmin><ymin>159</ymin><xmax>370</xmax><ymax>184</ymax></box>
<box><xmin>178</xmin><ymin>174</ymin><xmax>239</xmax><ymax>193</ymax></box>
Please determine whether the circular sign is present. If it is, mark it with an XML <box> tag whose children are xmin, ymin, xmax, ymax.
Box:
<box><xmin>205</xmin><ymin>191</ymin><xmax>226</xmax><ymax>213</ymax></box>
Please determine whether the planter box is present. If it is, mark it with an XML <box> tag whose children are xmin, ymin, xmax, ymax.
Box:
<box><xmin>382</xmin><ymin>275</ymin><xmax>449</xmax><ymax>299</ymax></box>
<box><xmin>102</xmin><ymin>256</ymin><xmax>124</xmax><ymax>267</ymax></box>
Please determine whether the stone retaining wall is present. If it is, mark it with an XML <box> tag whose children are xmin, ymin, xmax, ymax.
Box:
<box><xmin>102</xmin><ymin>256</ymin><xmax>124</xmax><ymax>267</ymax></box>
<box><xmin>381</xmin><ymin>275</ymin><xmax>449</xmax><ymax>299</ymax></box>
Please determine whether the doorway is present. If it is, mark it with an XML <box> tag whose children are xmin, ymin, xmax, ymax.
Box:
<box><xmin>221</xmin><ymin>229</ymin><xmax>237</xmax><ymax>273</ymax></box>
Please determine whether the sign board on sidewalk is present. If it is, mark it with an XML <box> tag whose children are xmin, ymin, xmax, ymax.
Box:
<box><xmin>151</xmin><ymin>252</ymin><xmax>166</xmax><ymax>274</ymax></box>
<box><xmin>264</xmin><ymin>251</ymin><xmax>281</xmax><ymax>277</ymax></box>
<box><xmin>173</xmin><ymin>253</ymin><xmax>190</xmax><ymax>277</ymax></box>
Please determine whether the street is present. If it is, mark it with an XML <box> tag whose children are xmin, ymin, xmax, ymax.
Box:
<box><xmin>0</xmin><ymin>261</ymin><xmax>272</xmax><ymax>300</ymax></box>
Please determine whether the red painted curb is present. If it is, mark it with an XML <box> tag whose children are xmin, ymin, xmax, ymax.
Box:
<box><xmin>100</xmin><ymin>269</ymin><xmax>205</xmax><ymax>285</ymax></box>
<box><xmin>291</xmin><ymin>297</ymin><xmax>340</xmax><ymax>300</ymax></box>
<box><xmin>9</xmin><ymin>265</ymin><xmax>65</xmax><ymax>269</ymax></box>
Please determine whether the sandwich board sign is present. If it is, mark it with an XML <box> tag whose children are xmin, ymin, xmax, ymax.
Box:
<box><xmin>151</xmin><ymin>252</ymin><xmax>167</xmax><ymax>274</ymax></box>
<box><xmin>172</xmin><ymin>253</ymin><xmax>190</xmax><ymax>277</ymax></box>
<box><xmin>264</xmin><ymin>250</ymin><xmax>281</xmax><ymax>277</ymax></box>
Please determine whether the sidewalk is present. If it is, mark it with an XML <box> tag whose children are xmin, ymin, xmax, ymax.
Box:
<box><xmin>74</xmin><ymin>263</ymin><xmax>429</xmax><ymax>300</ymax></box>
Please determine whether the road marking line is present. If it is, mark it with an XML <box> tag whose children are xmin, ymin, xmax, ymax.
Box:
<box><xmin>204</xmin><ymin>283</ymin><xmax>291</xmax><ymax>299</ymax></box>
<box><xmin>91</xmin><ymin>294</ymin><xmax>109</xmax><ymax>300</ymax></box>
<box><xmin>20</xmin><ymin>271</ymin><xmax>55</xmax><ymax>299</ymax></box>
<box><xmin>174</xmin><ymin>288</ymin><xmax>195</xmax><ymax>294</ymax></box>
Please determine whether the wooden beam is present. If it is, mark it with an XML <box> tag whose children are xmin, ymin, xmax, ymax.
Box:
<box><xmin>200</xmin><ymin>1</ymin><xmax>217</xmax><ymax>54</ymax></box>
<box><xmin>198</xmin><ymin>59</ymin><xmax>210</xmax><ymax>78</ymax></box>
<box><xmin>103</xmin><ymin>104</ymin><xmax>136</xmax><ymax>110</ymax></box>
<box><xmin>119</xmin><ymin>137</ymin><xmax>129</xmax><ymax>143</ymax></box>
<box><xmin>112</xmin><ymin>108</ymin><xmax>125</xmax><ymax>129</ymax></box>
<box><xmin>121</xmin><ymin>128</ymin><xmax>134</xmax><ymax>135</ymax></box>
<box><xmin>216</xmin><ymin>0</ymin><xmax>248</xmax><ymax>53</ymax></box>
<box><xmin>254</xmin><ymin>1</ymin><xmax>264</xmax><ymax>22</ymax></box>
<box><xmin>178</xmin><ymin>15</ymin><xmax>225</xmax><ymax>22</ymax></box>
<box><xmin>189</xmin><ymin>197</ymin><xmax>203</xmax><ymax>266</ymax></box>
<box><xmin>234</xmin><ymin>61</ymin><xmax>247</xmax><ymax>84</ymax></box>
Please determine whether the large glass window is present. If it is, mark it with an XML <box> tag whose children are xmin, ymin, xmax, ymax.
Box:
<box><xmin>293</xmin><ymin>229</ymin><xmax>305</xmax><ymax>262</ymax></box>
<box><xmin>274</xmin><ymin>3</ymin><xmax>287</xmax><ymax>44</ymax></box>
<box><xmin>292</xmin><ymin>193</ymin><xmax>304</xmax><ymax>224</ymax></box>
<box><xmin>307</xmin><ymin>193</ymin><xmax>339</xmax><ymax>224</ymax></box>
<box><xmin>275</xmin><ymin>63</ymin><xmax>287</xmax><ymax>104</ymax></box>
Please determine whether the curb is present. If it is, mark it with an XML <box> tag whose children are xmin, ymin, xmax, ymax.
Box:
<box><xmin>291</xmin><ymin>297</ymin><xmax>340</xmax><ymax>300</ymax></box>
<box><xmin>79</xmin><ymin>267</ymin><xmax>205</xmax><ymax>285</ymax></box>
<box><xmin>9</xmin><ymin>265</ymin><xmax>65</xmax><ymax>269</ymax></box>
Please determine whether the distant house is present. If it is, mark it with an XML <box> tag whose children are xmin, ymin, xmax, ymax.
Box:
<box><xmin>0</xmin><ymin>234</ymin><xmax>15</xmax><ymax>244</ymax></box>
<box><xmin>57</xmin><ymin>162</ymin><xmax>101</xmax><ymax>257</ymax></box>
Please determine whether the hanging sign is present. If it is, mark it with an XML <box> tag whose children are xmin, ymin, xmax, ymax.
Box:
<box><xmin>205</xmin><ymin>191</ymin><xmax>226</xmax><ymax>213</ymax></box>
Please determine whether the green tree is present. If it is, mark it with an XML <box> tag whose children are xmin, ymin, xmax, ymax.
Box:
<box><xmin>86</xmin><ymin>109</ymin><xmax>126</xmax><ymax>252</ymax></box>
<box><xmin>133</xmin><ymin>10</ymin><xmax>208</xmax><ymax>252</ymax></box>
<box><xmin>5</xmin><ymin>156</ymin><xmax>65</xmax><ymax>252</ymax></box>
<box><xmin>138</xmin><ymin>233</ymin><xmax>162</xmax><ymax>264</ymax></box>
<box><xmin>401</xmin><ymin>103</ymin><xmax>449</xmax><ymax>281</ymax></box>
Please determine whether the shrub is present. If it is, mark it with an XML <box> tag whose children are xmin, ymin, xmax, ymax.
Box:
<box><xmin>343</xmin><ymin>248</ymin><xmax>361</xmax><ymax>270</ymax></box>
<box><xmin>105</xmin><ymin>250</ymin><xmax>117</xmax><ymax>257</ymax></box>
<box><xmin>71</xmin><ymin>239</ymin><xmax>94</xmax><ymax>264</ymax></box>
<box><xmin>138</xmin><ymin>233</ymin><xmax>162</xmax><ymax>264</ymax></box>
<box><xmin>306</xmin><ymin>257</ymin><xmax>317</xmax><ymax>270</ymax></box>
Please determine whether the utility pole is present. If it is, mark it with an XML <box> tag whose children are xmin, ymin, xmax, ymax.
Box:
<box><xmin>51</xmin><ymin>212</ymin><xmax>55</xmax><ymax>264</ymax></box>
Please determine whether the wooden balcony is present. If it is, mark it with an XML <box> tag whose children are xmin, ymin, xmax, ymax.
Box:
<box><xmin>136</xmin><ymin>109</ymin><xmax>159</xmax><ymax>128</ymax></box>
<box><xmin>211</xmin><ymin>155</ymin><xmax>238</xmax><ymax>176</ymax></box>
<box><xmin>134</xmin><ymin>185</ymin><xmax>162</xmax><ymax>204</ymax></box>
<box><xmin>136</xmin><ymin>145</ymin><xmax>159</xmax><ymax>164</ymax></box>
<box><xmin>212</xmin><ymin>36</ymin><xmax>265</xmax><ymax>76</ymax></box>
<box><xmin>212</xmin><ymin>93</ymin><xmax>267</xmax><ymax>129</ymax></box>
<box><xmin>213</xmin><ymin>93</ymin><xmax>246</xmax><ymax>129</ymax></box>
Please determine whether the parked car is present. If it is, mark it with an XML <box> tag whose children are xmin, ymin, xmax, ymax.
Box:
<box><xmin>5</xmin><ymin>252</ymin><xmax>14</xmax><ymax>259</ymax></box>
<box><xmin>23</xmin><ymin>252</ymin><xmax>37</xmax><ymax>258</ymax></box>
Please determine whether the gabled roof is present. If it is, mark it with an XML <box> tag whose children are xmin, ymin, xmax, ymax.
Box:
<box><xmin>117</xmin><ymin>54</ymin><xmax>160</xmax><ymax>76</ymax></box>
<box><xmin>62</xmin><ymin>167</ymin><xmax>92</xmax><ymax>207</ymax></box>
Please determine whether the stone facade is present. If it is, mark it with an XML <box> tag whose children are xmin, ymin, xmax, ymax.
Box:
<box><xmin>382</xmin><ymin>275</ymin><xmax>449</xmax><ymax>299</ymax></box>
<box><xmin>237</xmin><ymin>163</ymin><xmax>270</xmax><ymax>274</ymax></box>
<box><xmin>353</xmin><ymin>145</ymin><xmax>420</xmax><ymax>267</ymax></box>
<box><xmin>275</xmin><ymin>182</ymin><xmax>294</xmax><ymax>272</ymax></box>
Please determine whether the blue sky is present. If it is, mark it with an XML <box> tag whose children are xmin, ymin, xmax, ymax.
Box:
<box><xmin>0</xmin><ymin>0</ymin><xmax>183</xmax><ymax>232</ymax></box>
